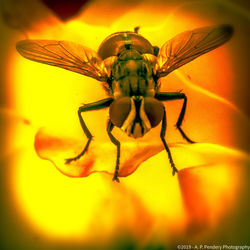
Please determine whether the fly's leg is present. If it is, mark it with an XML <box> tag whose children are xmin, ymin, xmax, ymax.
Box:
<box><xmin>160</xmin><ymin>107</ymin><xmax>178</xmax><ymax>175</ymax></box>
<box><xmin>65</xmin><ymin>98</ymin><xmax>113</xmax><ymax>164</ymax></box>
<box><xmin>107</xmin><ymin>119</ymin><xmax>120</xmax><ymax>182</ymax></box>
<box><xmin>175</xmin><ymin>93</ymin><xmax>195</xmax><ymax>143</ymax></box>
<box><xmin>156</xmin><ymin>92</ymin><xmax>195</xmax><ymax>143</ymax></box>
<box><xmin>153</xmin><ymin>46</ymin><xmax>160</xmax><ymax>56</ymax></box>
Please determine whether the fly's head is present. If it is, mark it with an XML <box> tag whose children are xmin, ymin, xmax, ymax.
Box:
<box><xmin>109</xmin><ymin>96</ymin><xmax>164</xmax><ymax>138</ymax></box>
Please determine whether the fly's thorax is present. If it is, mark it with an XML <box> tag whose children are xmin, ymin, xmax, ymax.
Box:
<box><xmin>112</xmin><ymin>76</ymin><xmax>155</xmax><ymax>99</ymax></box>
<box><xmin>110</xmin><ymin>49</ymin><xmax>158</xmax><ymax>98</ymax></box>
<box><xmin>109</xmin><ymin>96</ymin><xmax>164</xmax><ymax>138</ymax></box>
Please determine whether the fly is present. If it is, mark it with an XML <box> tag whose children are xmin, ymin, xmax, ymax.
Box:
<box><xmin>16</xmin><ymin>24</ymin><xmax>233</xmax><ymax>182</ymax></box>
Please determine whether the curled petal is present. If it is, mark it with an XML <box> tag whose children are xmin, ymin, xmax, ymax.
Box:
<box><xmin>34</xmin><ymin>127</ymin><xmax>164</xmax><ymax>178</ymax></box>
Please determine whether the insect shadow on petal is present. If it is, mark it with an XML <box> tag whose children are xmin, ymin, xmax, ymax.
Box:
<box><xmin>16</xmin><ymin>24</ymin><xmax>233</xmax><ymax>182</ymax></box>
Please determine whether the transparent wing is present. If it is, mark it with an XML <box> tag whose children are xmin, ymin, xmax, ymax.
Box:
<box><xmin>156</xmin><ymin>24</ymin><xmax>233</xmax><ymax>78</ymax></box>
<box><xmin>16</xmin><ymin>40</ymin><xmax>108</xmax><ymax>81</ymax></box>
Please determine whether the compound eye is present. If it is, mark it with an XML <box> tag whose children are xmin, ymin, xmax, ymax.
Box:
<box><xmin>109</xmin><ymin>97</ymin><xmax>131</xmax><ymax>127</ymax></box>
<box><xmin>144</xmin><ymin>97</ymin><xmax>164</xmax><ymax>127</ymax></box>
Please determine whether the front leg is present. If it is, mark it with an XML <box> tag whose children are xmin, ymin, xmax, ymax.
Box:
<box><xmin>65</xmin><ymin>98</ymin><xmax>113</xmax><ymax>164</ymax></box>
<box><xmin>107</xmin><ymin>119</ymin><xmax>120</xmax><ymax>182</ymax></box>
<box><xmin>160</xmin><ymin>107</ymin><xmax>178</xmax><ymax>176</ymax></box>
<box><xmin>155</xmin><ymin>92</ymin><xmax>195</xmax><ymax>143</ymax></box>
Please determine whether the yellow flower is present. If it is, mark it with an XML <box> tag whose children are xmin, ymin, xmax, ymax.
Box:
<box><xmin>1</xmin><ymin>0</ymin><xmax>249</xmax><ymax>249</ymax></box>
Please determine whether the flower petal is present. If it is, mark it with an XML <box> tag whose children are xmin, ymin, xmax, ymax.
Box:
<box><xmin>176</xmin><ymin>143</ymin><xmax>249</xmax><ymax>234</ymax></box>
<box><xmin>34</xmin><ymin>127</ymin><xmax>164</xmax><ymax>178</ymax></box>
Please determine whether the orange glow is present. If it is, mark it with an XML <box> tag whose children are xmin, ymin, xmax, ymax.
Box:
<box><xmin>4</xmin><ymin>1</ymin><xmax>249</xmax><ymax>248</ymax></box>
